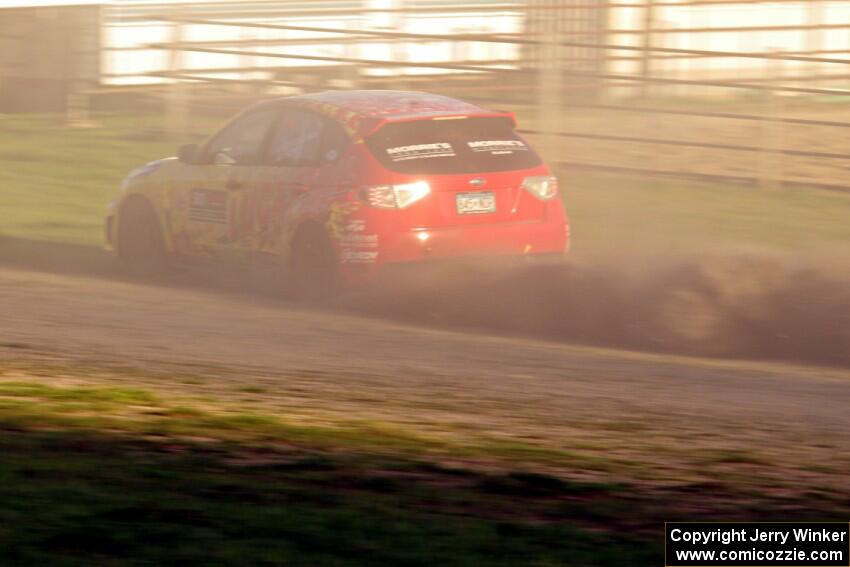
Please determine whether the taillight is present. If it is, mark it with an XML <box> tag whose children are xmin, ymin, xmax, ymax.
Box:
<box><xmin>360</xmin><ymin>181</ymin><xmax>431</xmax><ymax>209</ymax></box>
<box><xmin>522</xmin><ymin>176</ymin><xmax>558</xmax><ymax>201</ymax></box>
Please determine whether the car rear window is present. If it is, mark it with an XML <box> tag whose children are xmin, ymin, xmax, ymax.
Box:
<box><xmin>364</xmin><ymin>116</ymin><xmax>542</xmax><ymax>175</ymax></box>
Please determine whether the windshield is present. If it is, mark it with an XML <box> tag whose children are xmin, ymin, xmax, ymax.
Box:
<box><xmin>365</xmin><ymin>116</ymin><xmax>542</xmax><ymax>175</ymax></box>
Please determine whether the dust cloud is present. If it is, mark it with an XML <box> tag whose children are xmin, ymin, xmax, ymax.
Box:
<box><xmin>5</xmin><ymin>237</ymin><xmax>846</xmax><ymax>367</ymax></box>
<box><xmin>338</xmin><ymin>252</ymin><xmax>850</xmax><ymax>367</ymax></box>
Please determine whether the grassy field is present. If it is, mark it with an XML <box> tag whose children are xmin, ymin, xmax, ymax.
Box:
<box><xmin>0</xmin><ymin>367</ymin><xmax>658</xmax><ymax>566</ymax></box>
<box><xmin>2</xmin><ymin>112</ymin><xmax>850</xmax><ymax>258</ymax></box>
<box><xmin>4</xmin><ymin>432</ymin><xmax>651</xmax><ymax>566</ymax></box>
<box><xmin>1</xmin><ymin>358</ymin><xmax>847</xmax><ymax>566</ymax></box>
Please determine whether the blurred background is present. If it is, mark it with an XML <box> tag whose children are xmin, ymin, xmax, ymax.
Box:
<box><xmin>3</xmin><ymin>0</ymin><xmax>850</xmax><ymax>188</ymax></box>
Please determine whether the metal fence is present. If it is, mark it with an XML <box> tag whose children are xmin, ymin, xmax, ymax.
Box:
<box><xmin>4</xmin><ymin>0</ymin><xmax>850</xmax><ymax>190</ymax></box>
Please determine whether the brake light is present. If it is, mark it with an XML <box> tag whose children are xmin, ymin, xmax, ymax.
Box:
<box><xmin>360</xmin><ymin>181</ymin><xmax>431</xmax><ymax>209</ymax></box>
<box><xmin>522</xmin><ymin>176</ymin><xmax>558</xmax><ymax>201</ymax></box>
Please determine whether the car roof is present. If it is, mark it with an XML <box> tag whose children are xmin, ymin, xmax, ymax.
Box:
<box><xmin>252</xmin><ymin>90</ymin><xmax>511</xmax><ymax>138</ymax></box>
<box><xmin>287</xmin><ymin>90</ymin><xmax>486</xmax><ymax>119</ymax></box>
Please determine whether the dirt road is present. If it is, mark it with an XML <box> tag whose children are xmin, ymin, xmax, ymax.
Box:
<box><xmin>1</xmin><ymin>245</ymin><xmax>849</xmax><ymax>493</ymax></box>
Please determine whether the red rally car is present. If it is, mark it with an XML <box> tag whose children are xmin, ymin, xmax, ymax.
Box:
<box><xmin>105</xmin><ymin>90</ymin><xmax>570</xmax><ymax>296</ymax></box>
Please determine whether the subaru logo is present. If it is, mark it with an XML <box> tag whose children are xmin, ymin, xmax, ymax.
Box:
<box><xmin>469</xmin><ymin>178</ymin><xmax>486</xmax><ymax>186</ymax></box>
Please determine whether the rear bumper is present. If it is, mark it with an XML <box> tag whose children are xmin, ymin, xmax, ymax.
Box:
<box><xmin>385</xmin><ymin>220</ymin><xmax>567</xmax><ymax>263</ymax></box>
<box><xmin>338</xmin><ymin>218</ymin><xmax>569</xmax><ymax>285</ymax></box>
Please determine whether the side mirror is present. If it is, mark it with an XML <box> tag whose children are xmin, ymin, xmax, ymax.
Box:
<box><xmin>177</xmin><ymin>143</ymin><xmax>199</xmax><ymax>164</ymax></box>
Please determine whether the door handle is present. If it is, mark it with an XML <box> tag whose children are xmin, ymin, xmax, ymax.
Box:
<box><xmin>226</xmin><ymin>179</ymin><xmax>243</xmax><ymax>191</ymax></box>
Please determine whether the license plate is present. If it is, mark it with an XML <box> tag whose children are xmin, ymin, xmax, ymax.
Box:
<box><xmin>456</xmin><ymin>191</ymin><xmax>496</xmax><ymax>215</ymax></box>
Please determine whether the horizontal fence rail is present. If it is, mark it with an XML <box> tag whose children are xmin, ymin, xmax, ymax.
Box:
<box><xmin>4</xmin><ymin>0</ymin><xmax>849</xmax><ymax>191</ymax></box>
<box><xmin>145</xmin><ymin>17</ymin><xmax>850</xmax><ymax>66</ymax></box>
<box><xmin>125</xmin><ymin>1</ymin><xmax>850</xmax><ymax>192</ymax></box>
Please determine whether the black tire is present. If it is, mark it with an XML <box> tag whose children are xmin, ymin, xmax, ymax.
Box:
<box><xmin>116</xmin><ymin>198</ymin><xmax>168</xmax><ymax>277</ymax></box>
<box><xmin>287</xmin><ymin>227</ymin><xmax>338</xmax><ymax>302</ymax></box>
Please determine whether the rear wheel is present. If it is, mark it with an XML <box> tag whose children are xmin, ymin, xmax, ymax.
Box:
<box><xmin>287</xmin><ymin>227</ymin><xmax>338</xmax><ymax>302</ymax></box>
<box><xmin>116</xmin><ymin>198</ymin><xmax>168</xmax><ymax>277</ymax></box>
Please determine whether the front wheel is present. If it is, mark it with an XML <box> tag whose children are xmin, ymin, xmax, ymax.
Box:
<box><xmin>116</xmin><ymin>198</ymin><xmax>168</xmax><ymax>277</ymax></box>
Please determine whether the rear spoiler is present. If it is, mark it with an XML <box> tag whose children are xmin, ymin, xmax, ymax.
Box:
<box><xmin>359</xmin><ymin>111</ymin><xmax>518</xmax><ymax>139</ymax></box>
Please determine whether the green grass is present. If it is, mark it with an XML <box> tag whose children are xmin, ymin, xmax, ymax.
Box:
<box><xmin>0</xmin><ymin>114</ymin><xmax>177</xmax><ymax>245</ymax></box>
<box><xmin>0</xmin><ymin>379</ymin><xmax>845</xmax><ymax>566</ymax></box>
<box><xmin>564</xmin><ymin>171</ymin><xmax>850</xmax><ymax>259</ymax></box>
<box><xmin>2</xmin><ymin>113</ymin><xmax>850</xmax><ymax>255</ymax></box>
<box><xmin>0</xmin><ymin>112</ymin><xmax>222</xmax><ymax>245</ymax></box>
<box><xmin>0</xmin><ymin>380</ymin><xmax>665</xmax><ymax>566</ymax></box>
<box><xmin>0</xmin><ymin>380</ymin><xmax>616</xmax><ymax>469</ymax></box>
<box><xmin>0</xmin><ymin>430</ymin><xmax>661</xmax><ymax>567</ymax></box>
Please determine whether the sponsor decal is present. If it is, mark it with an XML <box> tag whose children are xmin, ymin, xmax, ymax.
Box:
<box><xmin>328</xmin><ymin>205</ymin><xmax>378</xmax><ymax>262</ymax></box>
<box><xmin>339</xmin><ymin>233</ymin><xmax>378</xmax><ymax>248</ymax></box>
<box><xmin>340</xmin><ymin>249</ymin><xmax>378</xmax><ymax>264</ymax></box>
<box><xmin>326</xmin><ymin>201</ymin><xmax>360</xmax><ymax>239</ymax></box>
<box><xmin>386</xmin><ymin>143</ymin><xmax>455</xmax><ymax>162</ymax></box>
<box><xmin>344</xmin><ymin>219</ymin><xmax>366</xmax><ymax>233</ymax></box>
<box><xmin>467</xmin><ymin>140</ymin><xmax>528</xmax><ymax>155</ymax></box>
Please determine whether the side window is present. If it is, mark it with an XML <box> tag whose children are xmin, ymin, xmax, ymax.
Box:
<box><xmin>204</xmin><ymin>109</ymin><xmax>278</xmax><ymax>166</ymax></box>
<box><xmin>266</xmin><ymin>110</ymin><xmax>324</xmax><ymax>166</ymax></box>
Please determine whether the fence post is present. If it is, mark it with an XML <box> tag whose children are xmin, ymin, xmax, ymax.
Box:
<box><xmin>64</xmin><ymin>5</ymin><xmax>97</xmax><ymax>127</ymax></box>
<box><xmin>759</xmin><ymin>48</ymin><xmax>784</xmax><ymax>191</ymax></box>
<box><xmin>391</xmin><ymin>0</ymin><xmax>406</xmax><ymax>91</ymax></box>
<box><xmin>65</xmin><ymin>84</ymin><xmax>92</xmax><ymax>127</ymax></box>
<box><xmin>0</xmin><ymin>19</ymin><xmax>4</xmax><ymax>118</ymax></box>
<box><xmin>806</xmin><ymin>1</ymin><xmax>823</xmax><ymax>77</ymax></box>
<box><xmin>639</xmin><ymin>0</ymin><xmax>655</xmax><ymax>100</ymax></box>
<box><xmin>345</xmin><ymin>19</ymin><xmax>361</xmax><ymax>89</ymax></box>
<box><xmin>167</xmin><ymin>5</ymin><xmax>187</xmax><ymax>141</ymax></box>
<box><xmin>239</xmin><ymin>25</ymin><xmax>259</xmax><ymax>94</ymax></box>
<box><xmin>537</xmin><ymin>0</ymin><xmax>563</xmax><ymax>163</ymax></box>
